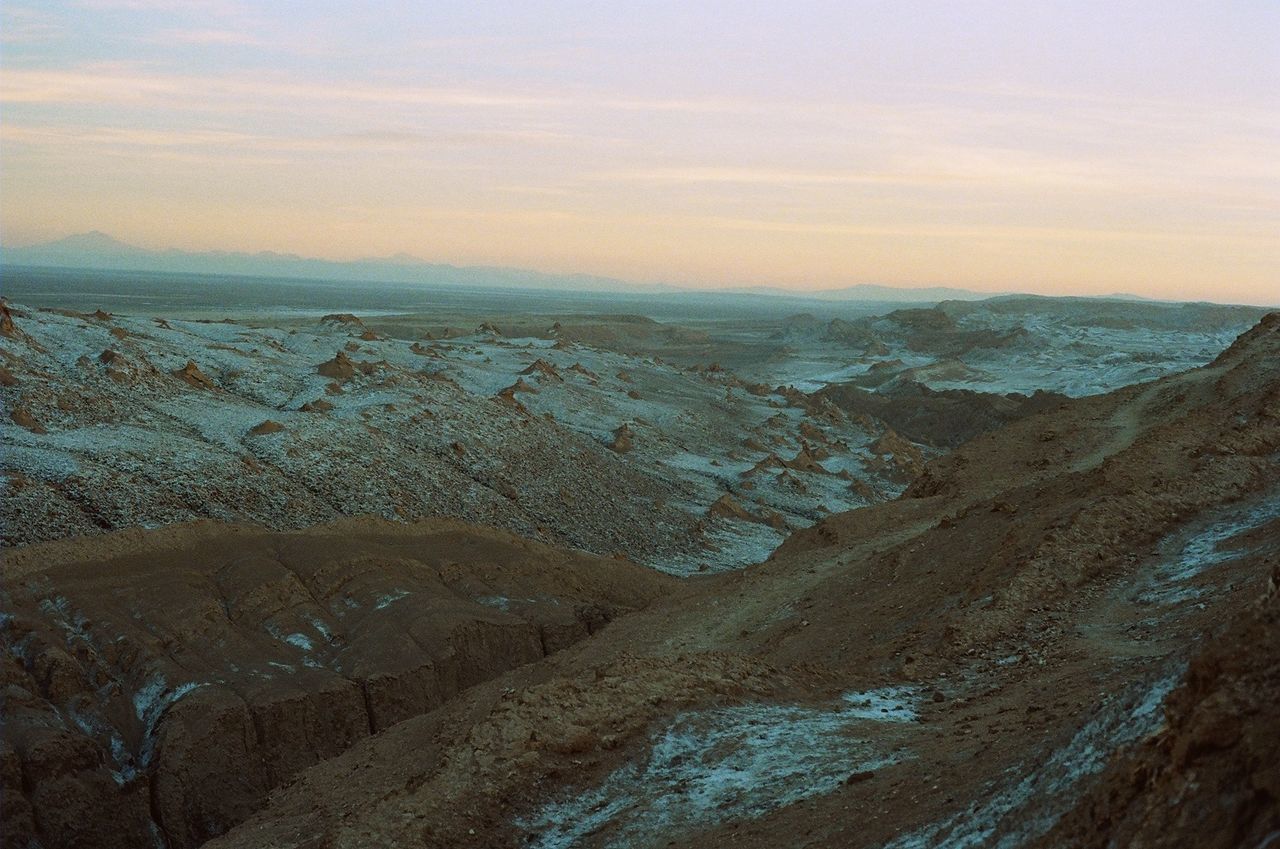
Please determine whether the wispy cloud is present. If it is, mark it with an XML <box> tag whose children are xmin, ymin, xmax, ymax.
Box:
<box><xmin>0</xmin><ymin>123</ymin><xmax>583</xmax><ymax>161</ymax></box>
<box><xmin>77</xmin><ymin>0</ymin><xmax>244</xmax><ymax>13</ymax></box>
<box><xmin>0</xmin><ymin>68</ymin><xmax>564</xmax><ymax>109</ymax></box>
<box><xmin>595</xmin><ymin>96</ymin><xmax>768</xmax><ymax>115</ymax></box>
<box><xmin>154</xmin><ymin>28</ymin><xmax>269</xmax><ymax>47</ymax></box>
<box><xmin>0</xmin><ymin>66</ymin><xmax>797</xmax><ymax>131</ymax></box>
<box><xmin>3</xmin><ymin>3</ymin><xmax>1276</xmax><ymax>300</ymax></box>
<box><xmin>599</xmin><ymin>166</ymin><xmax>957</xmax><ymax>188</ymax></box>
<box><xmin>0</xmin><ymin>124</ymin><xmax>252</xmax><ymax>146</ymax></box>
<box><xmin>0</xmin><ymin>5</ymin><xmax>64</xmax><ymax>44</ymax></box>
<box><xmin>685</xmin><ymin>215</ymin><xmax>1242</xmax><ymax>244</ymax></box>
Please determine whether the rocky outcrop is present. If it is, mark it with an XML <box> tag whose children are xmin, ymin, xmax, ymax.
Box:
<box><xmin>0</xmin><ymin>302</ymin><xmax>19</xmax><ymax>338</ymax></box>
<box><xmin>783</xmin><ymin>443</ymin><xmax>830</xmax><ymax>474</ymax></box>
<box><xmin>0</xmin><ymin>519</ymin><xmax>675</xmax><ymax>849</ymax></box>
<box><xmin>706</xmin><ymin>494</ymin><xmax>788</xmax><ymax>530</ymax></box>
<box><xmin>864</xmin><ymin>428</ymin><xmax>926</xmax><ymax>482</ymax></box>
<box><xmin>320</xmin><ymin>313</ymin><xmax>364</xmax><ymax>327</ymax></box>
<box><xmin>247</xmin><ymin>419</ymin><xmax>285</xmax><ymax>436</ymax></box>
<box><xmin>317</xmin><ymin>351</ymin><xmax>355</xmax><ymax>380</ymax></box>
<box><xmin>9</xmin><ymin>407</ymin><xmax>46</xmax><ymax>434</ymax></box>
<box><xmin>608</xmin><ymin>423</ymin><xmax>635</xmax><ymax>453</ymax></box>
<box><xmin>173</xmin><ymin>360</ymin><xmax>216</xmax><ymax>390</ymax></box>
<box><xmin>519</xmin><ymin>359</ymin><xmax>563</xmax><ymax>382</ymax></box>
<box><xmin>1030</xmin><ymin>568</ymin><xmax>1280</xmax><ymax>849</ymax></box>
<box><xmin>817</xmin><ymin>380</ymin><xmax>1068</xmax><ymax>448</ymax></box>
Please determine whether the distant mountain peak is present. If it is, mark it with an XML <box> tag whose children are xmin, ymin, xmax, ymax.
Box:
<box><xmin>60</xmin><ymin>231</ymin><xmax>140</xmax><ymax>249</ymax></box>
<box><xmin>9</xmin><ymin>231</ymin><xmax>148</xmax><ymax>257</ymax></box>
<box><xmin>383</xmin><ymin>251</ymin><xmax>425</xmax><ymax>264</ymax></box>
<box><xmin>0</xmin><ymin>231</ymin><xmax>673</xmax><ymax>295</ymax></box>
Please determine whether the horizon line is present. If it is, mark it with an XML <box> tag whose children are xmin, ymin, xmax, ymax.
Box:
<box><xmin>4</xmin><ymin>231</ymin><xmax>1277</xmax><ymax>310</ymax></box>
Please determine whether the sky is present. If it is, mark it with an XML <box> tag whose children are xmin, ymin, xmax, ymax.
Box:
<box><xmin>1</xmin><ymin>1</ymin><xmax>1277</xmax><ymax>303</ymax></box>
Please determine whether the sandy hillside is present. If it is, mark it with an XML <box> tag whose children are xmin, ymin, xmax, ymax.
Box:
<box><xmin>2</xmin><ymin>304</ymin><xmax>1275</xmax><ymax>849</ymax></box>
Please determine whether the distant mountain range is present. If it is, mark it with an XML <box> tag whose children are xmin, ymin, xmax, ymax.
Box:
<box><xmin>725</xmin><ymin>282</ymin><xmax>994</xmax><ymax>302</ymax></box>
<box><xmin>1</xmin><ymin>232</ymin><xmax>993</xmax><ymax>303</ymax></box>
<box><xmin>0</xmin><ymin>232</ymin><xmax>675</xmax><ymax>296</ymax></box>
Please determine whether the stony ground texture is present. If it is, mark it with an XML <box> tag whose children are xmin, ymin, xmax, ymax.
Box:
<box><xmin>190</xmin><ymin>312</ymin><xmax>1278</xmax><ymax>849</ymax></box>
<box><xmin>2</xmin><ymin>299</ymin><xmax>1274</xmax><ymax>849</ymax></box>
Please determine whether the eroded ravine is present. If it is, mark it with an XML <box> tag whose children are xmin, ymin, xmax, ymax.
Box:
<box><xmin>5</xmin><ymin>310</ymin><xmax>1277</xmax><ymax>849</ymax></box>
<box><xmin>0</xmin><ymin>519</ymin><xmax>675</xmax><ymax>848</ymax></box>
<box><xmin>192</xmin><ymin>312</ymin><xmax>1280</xmax><ymax>849</ymax></box>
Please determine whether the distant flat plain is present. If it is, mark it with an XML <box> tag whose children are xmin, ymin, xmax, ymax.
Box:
<box><xmin>1</xmin><ymin>265</ymin><xmax>899</xmax><ymax>324</ymax></box>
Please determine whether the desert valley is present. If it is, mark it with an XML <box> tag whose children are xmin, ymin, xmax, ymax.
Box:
<box><xmin>2</xmin><ymin>4</ymin><xmax>1277</xmax><ymax>846</ymax></box>
<box><xmin>1</xmin><ymin>267</ymin><xmax>1276</xmax><ymax>848</ymax></box>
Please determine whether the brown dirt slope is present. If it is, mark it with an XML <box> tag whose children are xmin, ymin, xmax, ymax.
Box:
<box><xmin>7</xmin><ymin>314</ymin><xmax>1277</xmax><ymax>849</ymax></box>
<box><xmin>198</xmin><ymin>315</ymin><xmax>1278</xmax><ymax>849</ymax></box>
<box><xmin>815</xmin><ymin>379</ymin><xmax>1068</xmax><ymax>448</ymax></box>
<box><xmin>765</xmin><ymin>312</ymin><xmax>1279</xmax><ymax>668</ymax></box>
<box><xmin>0</xmin><ymin>518</ymin><xmax>674</xmax><ymax>849</ymax></box>
<box><xmin>1029</xmin><ymin>566</ymin><xmax>1280</xmax><ymax>849</ymax></box>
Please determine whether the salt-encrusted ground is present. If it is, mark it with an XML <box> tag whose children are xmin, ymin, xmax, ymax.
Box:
<box><xmin>1</xmin><ymin>303</ymin><xmax>905</xmax><ymax>570</ymax></box>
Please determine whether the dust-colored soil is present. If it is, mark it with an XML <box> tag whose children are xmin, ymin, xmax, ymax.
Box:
<box><xmin>1029</xmin><ymin>565</ymin><xmax>1280</xmax><ymax>849</ymax></box>
<box><xmin>0</xmin><ymin>519</ymin><xmax>674</xmax><ymax>849</ymax></box>
<box><xmin>190</xmin><ymin>314</ymin><xmax>1278</xmax><ymax>849</ymax></box>
<box><xmin>815</xmin><ymin>379</ymin><xmax>1067</xmax><ymax>448</ymax></box>
<box><xmin>4</xmin><ymin>311</ymin><xmax>1277</xmax><ymax>849</ymax></box>
<box><xmin>0</xmin><ymin>301</ymin><xmax>908</xmax><ymax>573</ymax></box>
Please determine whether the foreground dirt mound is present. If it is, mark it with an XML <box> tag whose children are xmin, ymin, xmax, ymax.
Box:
<box><xmin>1030</xmin><ymin>566</ymin><xmax>1280</xmax><ymax>849</ymax></box>
<box><xmin>0</xmin><ymin>518</ymin><xmax>674</xmax><ymax>849</ymax></box>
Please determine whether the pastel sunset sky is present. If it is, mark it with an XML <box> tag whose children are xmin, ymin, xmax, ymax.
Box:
<box><xmin>2</xmin><ymin>1</ymin><xmax>1277</xmax><ymax>302</ymax></box>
